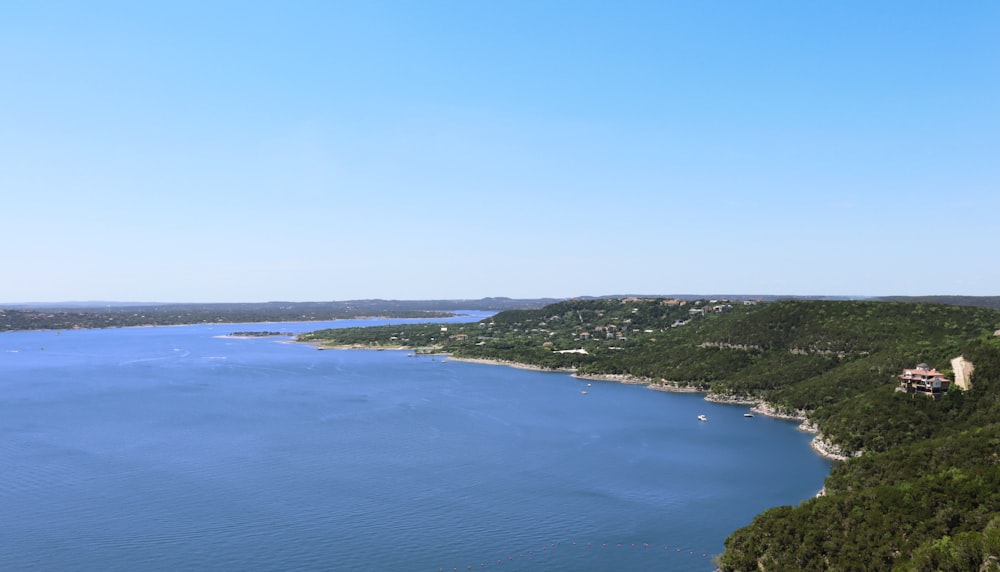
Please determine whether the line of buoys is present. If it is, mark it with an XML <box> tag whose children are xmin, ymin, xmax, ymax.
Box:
<box><xmin>441</xmin><ymin>538</ymin><xmax>714</xmax><ymax>570</ymax></box>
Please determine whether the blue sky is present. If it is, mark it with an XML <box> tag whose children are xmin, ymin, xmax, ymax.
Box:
<box><xmin>3</xmin><ymin>1</ymin><xmax>997</xmax><ymax>302</ymax></box>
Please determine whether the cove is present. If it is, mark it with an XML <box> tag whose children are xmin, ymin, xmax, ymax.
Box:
<box><xmin>0</xmin><ymin>317</ymin><xmax>831</xmax><ymax>571</ymax></box>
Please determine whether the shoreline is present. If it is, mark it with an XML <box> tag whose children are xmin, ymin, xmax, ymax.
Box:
<box><xmin>304</xmin><ymin>344</ymin><xmax>855</xmax><ymax>463</ymax></box>
<box><xmin>311</xmin><ymin>343</ymin><xmax>412</xmax><ymax>350</ymax></box>
<box><xmin>445</xmin><ymin>356</ymin><xmax>576</xmax><ymax>373</ymax></box>
<box><xmin>573</xmin><ymin>372</ymin><xmax>710</xmax><ymax>393</ymax></box>
<box><xmin>704</xmin><ymin>395</ymin><xmax>854</xmax><ymax>462</ymax></box>
<box><xmin>453</xmin><ymin>358</ymin><xmax>855</xmax><ymax>462</ymax></box>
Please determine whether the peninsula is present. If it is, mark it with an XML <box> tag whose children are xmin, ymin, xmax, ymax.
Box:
<box><xmin>300</xmin><ymin>297</ymin><xmax>1000</xmax><ymax>570</ymax></box>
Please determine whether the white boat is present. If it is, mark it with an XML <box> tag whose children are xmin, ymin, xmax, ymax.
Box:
<box><xmin>697</xmin><ymin>414</ymin><xmax>707</xmax><ymax>421</ymax></box>
<box><xmin>744</xmin><ymin>413</ymin><xmax>754</xmax><ymax>418</ymax></box>
<box><xmin>581</xmin><ymin>390</ymin><xmax>588</xmax><ymax>395</ymax></box>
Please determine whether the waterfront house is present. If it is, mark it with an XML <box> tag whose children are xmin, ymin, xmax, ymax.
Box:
<box><xmin>898</xmin><ymin>363</ymin><xmax>951</xmax><ymax>396</ymax></box>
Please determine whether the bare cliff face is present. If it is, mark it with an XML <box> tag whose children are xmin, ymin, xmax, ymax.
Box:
<box><xmin>952</xmin><ymin>355</ymin><xmax>975</xmax><ymax>391</ymax></box>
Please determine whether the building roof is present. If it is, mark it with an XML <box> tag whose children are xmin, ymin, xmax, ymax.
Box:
<box><xmin>900</xmin><ymin>366</ymin><xmax>950</xmax><ymax>382</ymax></box>
<box><xmin>903</xmin><ymin>367</ymin><xmax>944</xmax><ymax>376</ymax></box>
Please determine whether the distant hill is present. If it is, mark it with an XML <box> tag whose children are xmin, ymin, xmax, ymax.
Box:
<box><xmin>574</xmin><ymin>294</ymin><xmax>866</xmax><ymax>302</ymax></box>
<box><xmin>589</xmin><ymin>294</ymin><xmax>1000</xmax><ymax>308</ymax></box>
<box><xmin>873</xmin><ymin>295</ymin><xmax>1000</xmax><ymax>311</ymax></box>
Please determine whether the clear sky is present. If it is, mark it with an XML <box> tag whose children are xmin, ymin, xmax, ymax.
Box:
<box><xmin>3</xmin><ymin>1</ymin><xmax>998</xmax><ymax>303</ymax></box>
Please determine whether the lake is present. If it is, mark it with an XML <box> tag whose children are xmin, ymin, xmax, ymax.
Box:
<box><xmin>0</xmin><ymin>315</ymin><xmax>831</xmax><ymax>571</ymax></box>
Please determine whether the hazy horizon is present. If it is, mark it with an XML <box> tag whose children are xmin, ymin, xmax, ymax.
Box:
<box><xmin>5</xmin><ymin>293</ymin><xmax>992</xmax><ymax>308</ymax></box>
<box><xmin>4</xmin><ymin>2</ymin><xmax>997</xmax><ymax>303</ymax></box>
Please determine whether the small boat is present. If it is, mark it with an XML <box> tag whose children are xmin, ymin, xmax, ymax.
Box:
<box><xmin>744</xmin><ymin>413</ymin><xmax>754</xmax><ymax>418</ymax></box>
<box><xmin>697</xmin><ymin>414</ymin><xmax>707</xmax><ymax>422</ymax></box>
<box><xmin>581</xmin><ymin>390</ymin><xmax>588</xmax><ymax>395</ymax></box>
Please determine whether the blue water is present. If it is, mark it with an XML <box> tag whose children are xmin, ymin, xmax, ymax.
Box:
<box><xmin>0</xmin><ymin>315</ymin><xmax>831</xmax><ymax>571</ymax></box>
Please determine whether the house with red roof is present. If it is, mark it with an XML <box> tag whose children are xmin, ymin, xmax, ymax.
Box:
<box><xmin>898</xmin><ymin>363</ymin><xmax>951</xmax><ymax>396</ymax></box>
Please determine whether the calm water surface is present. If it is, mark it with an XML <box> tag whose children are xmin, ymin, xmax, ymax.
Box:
<box><xmin>0</xmin><ymin>315</ymin><xmax>831</xmax><ymax>571</ymax></box>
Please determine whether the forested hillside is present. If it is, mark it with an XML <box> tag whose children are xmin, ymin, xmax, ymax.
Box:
<box><xmin>301</xmin><ymin>298</ymin><xmax>1000</xmax><ymax>570</ymax></box>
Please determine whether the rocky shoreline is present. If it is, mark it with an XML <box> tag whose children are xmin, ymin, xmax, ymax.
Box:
<box><xmin>808</xmin><ymin>435</ymin><xmax>858</xmax><ymax>462</ymax></box>
<box><xmin>561</xmin><ymin>372</ymin><xmax>854</xmax><ymax>462</ymax></box>
<box><xmin>573</xmin><ymin>373</ymin><xmax>709</xmax><ymax>392</ymax></box>
<box><xmin>310</xmin><ymin>343</ymin><xmax>404</xmax><ymax>350</ymax></box>
<box><xmin>704</xmin><ymin>395</ymin><xmax>855</xmax><ymax>462</ymax></box>
<box><xmin>446</xmin><ymin>356</ymin><xmax>576</xmax><ymax>373</ymax></box>
<box><xmin>303</xmin><ymin>344</ymin><xmax>856</xmax><ymax>462</ymax></box>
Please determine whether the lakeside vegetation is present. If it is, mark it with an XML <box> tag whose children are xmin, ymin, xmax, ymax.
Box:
<box><xmin>300</xmin><ymin>297</ymin><xmax>1000</xmax><ymax>571</ymax></box>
